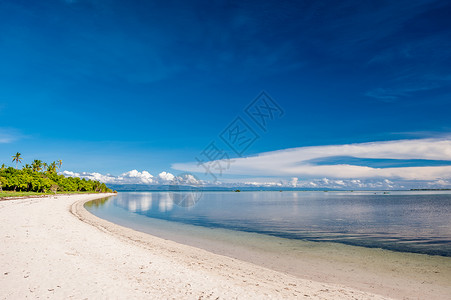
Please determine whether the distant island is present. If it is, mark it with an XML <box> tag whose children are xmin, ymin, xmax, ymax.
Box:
<box><xmin>410</xmin><ymin>188</ymin><xmax>451</xmax><ymax>191</ymax></box>
<box><xmin>0</xmin><ymin>152</ymin><xmax>112</xmax><ymax>196</ymax></box>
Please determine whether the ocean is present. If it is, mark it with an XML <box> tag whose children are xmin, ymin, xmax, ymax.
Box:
<box><xmin>85</xmin><ymin>190</ymin><xmax>451</xmax><ymax>257</ymax></box>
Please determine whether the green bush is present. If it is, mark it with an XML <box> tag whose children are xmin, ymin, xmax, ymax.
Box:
<box><xmin>0</xmin><ymin>160</ymin><xmax>112</xmax><ymax>193</ymax></box>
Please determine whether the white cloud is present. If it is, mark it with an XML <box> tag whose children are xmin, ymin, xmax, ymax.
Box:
<box><xmin>62</xmin><ymin>169</ymin><xmax>155</xmax><ymax>185</ymax></box>
<box><xmin>61</xmin><ymin>169</ymin><xmax>202</xmax><ymax>186</ymax></box>
<box><xmin>60</xmin><ymin>169</ymin><xmax>451</xmax><ymax>190</ymax></box>
<box><xmin>121</xmin><ymin>170</ymin><xmax>154</xmax><ymax>184</ymax></box>
<box><xmin>292</xmin><ymin>178</ymin><xmax>402</xmax><ymax>189</ymax></box>
<box><xmin>172</xmin><ymin>137</ymin><xmax>451</xmax><ymax>181</ymax></box>
<box><xmin>170</xmin><ymin>173</ymin><xmax>204</xmax><ymax>186</ymax></box>
<box><xmin>60</xmin><ymin>137</ymin><xmax>451</xmax><ymax>190</ymax></box>
<box><xmin>158</xmin><ymin>171</ymin><xmax>175</xmax><ymax>182</ymax></box>
<box><xmin>180</xmin><ymin>174</ymin><xmax>201</xmax><ymax>185</ymax></box>
<box><xmin>241</xmin><ymin>181</ymin><xmax>283</xmax><ymax>187</ymax></box>
<box><xmin>427</xmin><ymin>179</ymin><xmax>451</xmax><ymax>188</ymax></box>
<box><xmin>210</xmin><ymin>177</ymin><xmax>409</xmax><ymax>189</ymax></box>
<box><xmin>62</xmin><ymin>171</ymin><xmax>117</xmax><ymax>183</ymax></box>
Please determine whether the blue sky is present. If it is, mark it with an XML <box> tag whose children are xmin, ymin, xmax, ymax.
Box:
<box><xmin>1</xmin><ymin>0</ymin><xmax>451</xmax><ymax>189</ymax></box>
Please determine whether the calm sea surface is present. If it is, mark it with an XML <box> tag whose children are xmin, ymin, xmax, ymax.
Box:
<box><xmin>86</xmin><ymin>191</ymin><xmax>451</xmax><ymax>256</ymax></box>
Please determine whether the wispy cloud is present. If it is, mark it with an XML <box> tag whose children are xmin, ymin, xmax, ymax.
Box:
<box><xmin>365</xmin><ymin>74</ymin><xmax>451</xmax><ymax>101</ymax></box>
<box><xmin>365</xmin><ymin>88</ymin><xmax>404</xmax><ymax>101</ymax></box>
<box><xmin>173</xmin><ymin>137</ymin><xmax>451</xmax><ymax>181</ymax></box>
<box><xmin>0</xmin><ymin>128</ymin><xmax>22</xmax><ymax>143</ymax></box>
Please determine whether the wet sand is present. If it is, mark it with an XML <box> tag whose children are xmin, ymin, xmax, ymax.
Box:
<box><xmin>88</xmin><ymin>203</ymin><xmax>451</xmax><ymax>299</ymax></box>
<box><xmin>0</xmin><ymin>194</ymin><xmax>389</xmax><ymax>299</ymax></box>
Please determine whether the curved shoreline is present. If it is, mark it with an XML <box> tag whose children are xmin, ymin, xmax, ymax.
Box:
<box><xmin>72</xmin><ymin>195</ymin><xmax>390</xmax><ymax>299</ymax></box>
<box><xmin>0</xmin><ymin>194</ymin><xmax>389</xmax><ymax>299</ymax></box>
<box><xmin>79</xmin><ymin>195</ymin><xmax>451</xmax><ymax>300</ymax></box>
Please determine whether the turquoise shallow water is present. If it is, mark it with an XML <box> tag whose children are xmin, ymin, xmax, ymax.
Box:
<box><xmin>86</xmin><ymin>191</ymin><xmax>451</xmax><ymax>256</ymax></box>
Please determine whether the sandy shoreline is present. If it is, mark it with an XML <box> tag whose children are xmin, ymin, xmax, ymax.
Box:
<box><xmin>0</xmin><ymin>194</ymin><xmax>388</xmax><ymax>299</ymax></box>
<box><xmin>89</xmin><ymin>204</ymin><xmax>451</xmax><ymax>300</ymax></box>
<box><xmin>0</xmin><ymin>194</ymin><xmax>448</xmax><ymax>299</ymax></box>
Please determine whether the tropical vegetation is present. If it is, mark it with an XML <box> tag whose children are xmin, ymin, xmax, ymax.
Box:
<box><xmin>0</xmin><ymin>153</ymin><xmax>112</xmax><ymax>194</ymax></box>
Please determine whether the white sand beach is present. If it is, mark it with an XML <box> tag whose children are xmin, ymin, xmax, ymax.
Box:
<box><xmin>0</xmin><ymin>194</ymin><xmax>449</xmax><ymax>299</ymax></box>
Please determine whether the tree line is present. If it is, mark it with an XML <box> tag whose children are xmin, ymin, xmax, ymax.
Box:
<box><xmin>0</xmin><ymin>152</ymin><xmax>112</xmax><ymax>193</ymax></box>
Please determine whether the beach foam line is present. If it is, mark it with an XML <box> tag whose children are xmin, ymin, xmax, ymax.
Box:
<box><xmin>0</xmin><ymin>193</ymin><xmax>389</xmax><ymax>299</ymax></box>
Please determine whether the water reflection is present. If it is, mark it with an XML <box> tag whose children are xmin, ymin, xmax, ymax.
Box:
<box><xmin>140</xmin><ymin>193</ymin><xmax>152</xmax><ymax>211</ymax></box>
<box><xmin>109</xmin><ymin>192</ymin><xmax>175</xmax><ymax>213</ymax></box>
<box><xmin>158</xmin><ymin>192</ymin><xmax>173</xmax><ymax>212</ymax></box>
<box><xmin>84</xmin><ymin>196</ymin><xmax>111</xmax><ymax>208</ymax></box>
<box><xmin>101</xmin><ymin>192</ymin><xmax>203</xmax><ymax>213</ymax></box>
<box><xmin>86</xmin><ymin>191</ymin><xmax>451</xmax><ymax>256</ymax></box>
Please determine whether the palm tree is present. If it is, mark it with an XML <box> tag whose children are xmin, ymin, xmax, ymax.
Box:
<box><xmin>12</xmin><ymin>152</ymin><xmax>22</xmax><ymax>169</ymax></box>
<box><xmin>32</xmin><ymin>160</ymin><xmax>43</xmax><ymax>172</ymax></box>
<box><xmin>47</xmin><ymin>161</ymin><xmax>57</xmax><ymax>173</ymax></box>
<box><xmin>57</xmin><ymin>159</ymin><xmax>62</xmax><ymax>170</ymax></box>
